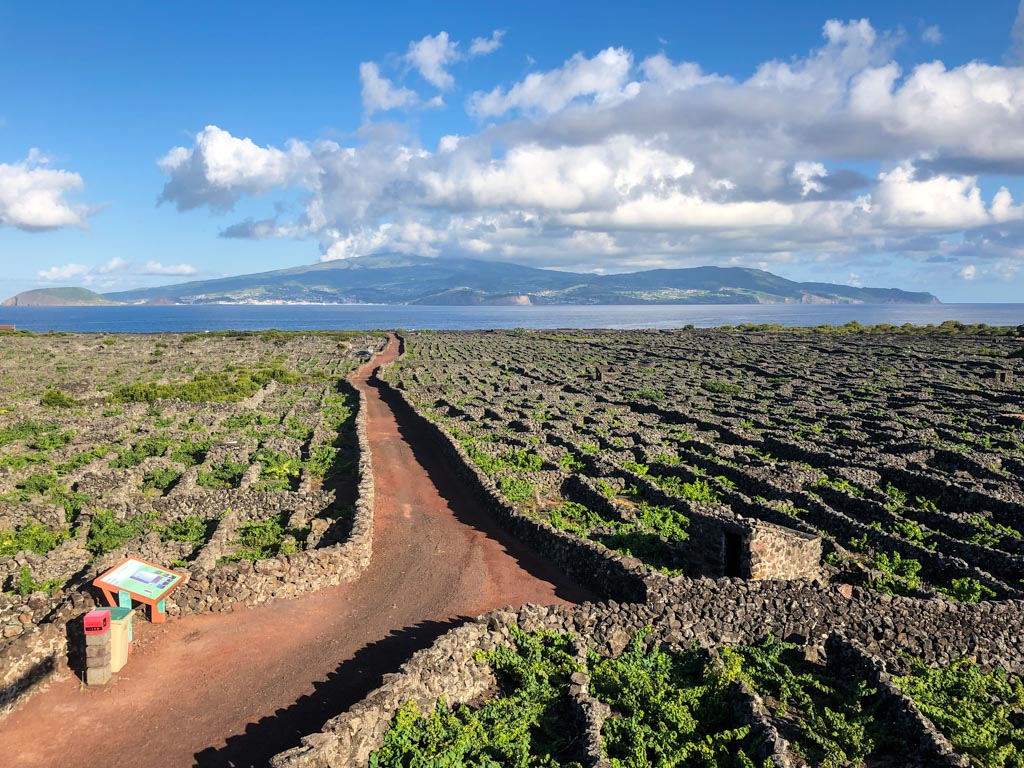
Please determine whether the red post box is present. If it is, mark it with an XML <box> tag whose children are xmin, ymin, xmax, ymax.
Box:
<box><xmin>84</xmin><ymin>610</ymin><xmax>111</xmax><ymax>635</ymax></box>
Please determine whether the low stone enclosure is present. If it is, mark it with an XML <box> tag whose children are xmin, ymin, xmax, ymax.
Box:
<box><xmin>0</xmin><ymin>331</ymin><xmax>382</xmax><ymax>718</ymax></box>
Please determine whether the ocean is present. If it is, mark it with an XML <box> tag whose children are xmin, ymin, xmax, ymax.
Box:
<box><xmin>0</xmin><ymin>303</ymin><xmax>1022</xmax><ymax>333</ymax></box>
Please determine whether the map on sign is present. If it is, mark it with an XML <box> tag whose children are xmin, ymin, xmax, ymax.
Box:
<box><xmin>96</xmin><ymin>558</ymin><xmax>183</xmax><ymax>601</ymax></box>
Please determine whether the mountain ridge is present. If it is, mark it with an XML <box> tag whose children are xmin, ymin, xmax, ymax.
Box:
<box><xmin>5</xmin><ymin>254</ymin><xmax>941</xmax><ymax>306</ymax></box>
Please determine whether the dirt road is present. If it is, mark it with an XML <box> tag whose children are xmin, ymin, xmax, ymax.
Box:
<box><xmin>1</xmin><ymin>334</ymin><xmax>591</xmax><ymax>767</ymax></box>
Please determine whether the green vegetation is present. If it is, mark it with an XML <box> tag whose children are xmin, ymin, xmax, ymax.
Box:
<box><xmin>305</xmin><ymin>444</ymin><xmax>339</xmax><ymax>480</ymax></box>
<box><xmin>869</xmin><ymin>551</ymin><xmax>922</xmax><ymax>595</ymax></box>
<box><xmin>108</xmin><ymin>365</ymin><xmax>300</xmax><ymax>403</ymax></box>
<box><xmin>223</xmin><ymin>515</ymin><xmax>303</xmax><ymax>561</ymax></box>
<box><xmin>141</xmin><ymin>467</ymin><xmax>182</xmax><ymax>493</ymax></box>
<box><xmin>499</xmin><ymin>475</ymin><xmax>536</xmax><ymax>502</ymax></box>
<box><xmin>40</xmin><ymin>388</ymin><xmax>79</xmax><ymax>408</ymax></box>
<box><xmin>652</xmin><ymin>476</ymin><xmax>721</xmax><ymax>505</ymax></box>
<box><xmin>169</xmin><ymin>437</ymin><xmax>210</xmax><ymax>467</ymax></box>
<box><xmin>86</xmin><ymin>509</ymin><xmax>157</xmax><ymax>556</ymax></box>
<box><xmin>197</xmin><ymin>459</ymin><xmax>249</xmax><ymax>489</ymax></box>
<box><xmin>369</xmin><ymin>626</ymin><xmax>584</xmax><ymax>768</ymax></box>
<box><xmin>548</xmin><ymin>501</ymin><xmax>606</xmax><ymax>537</ymax></box>
<box><xmin>937</xmin><ymin>577</ymin><xmax>997</xmax><ymax>604</ymax></box>
<box><xmin>111</xmin><ymin>435</ymin><xmax>170</xmax><ymax>468</ymax></box>
<box><xmin>721</xmin><ymin>637</ymin><xmax>878</xmax><ymax>768</ymax></box>
<box><xmin>254</xmin><ymin>449</ymin><xmax>301</xmax><ymax>491</ymax></box>
<box><xmin>0</xmin><ymin>522</ymin><xmax>70</xmax><ymax>556</ymax></box>
<box><xmin>702</xmin><ymin>380</ymin><xmax>742</xmax><ymax>395</ymax></box>
<box><xmin>590</xmin><ymin>630</ymin><xmax>764</xmax><ymax>768</ymax></box>
<box><xmin>158</xmin><ymin>516</ymin><xmax>213</xmax><ymax>547</ymax></box>
<box><xmin>895</xmin><ymin>659</ymin><xmax>1024</xmax><ymax>768</ymax></box>
<box><xmin>11</xmin><ymin>565</ymin><xmax>64</xmax><ymax>596</ymax></box>
<box><xmin>464</xmin><ymin>441</ymin><xmax>544</xmax><ymax>474</ymax></box>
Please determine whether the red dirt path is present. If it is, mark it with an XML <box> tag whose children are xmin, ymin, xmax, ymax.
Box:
<box><xmin>1</xmin><ymin>334</ymin><xmax>592</xmax><ymax>768</ymax></box>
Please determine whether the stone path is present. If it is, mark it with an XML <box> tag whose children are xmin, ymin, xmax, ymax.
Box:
<box><xmin>0</xmin><ymin>334</ymin><xmax>591</xmax><ymax>768</ymax></box>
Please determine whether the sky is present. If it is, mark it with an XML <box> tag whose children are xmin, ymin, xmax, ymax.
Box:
<box><xmin>2</xmin><ymin>1</ymin><xmax>1024</xmax><ymax>302</ymax></box>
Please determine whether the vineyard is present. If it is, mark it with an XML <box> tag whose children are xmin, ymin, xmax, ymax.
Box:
<box><xmin>1</xmin><ymin>325</ymin><xmax>1022</xmax><ymax>767</ymax></box>
<box><xmin>297</xmin><ymin>325</ymin><xmax>1024</xmax><ymax>768</ymax></box>
<box><xmin>0</xmin><ymin>329</ymin><xmax>384</xmax><ymax>713</ymax></box>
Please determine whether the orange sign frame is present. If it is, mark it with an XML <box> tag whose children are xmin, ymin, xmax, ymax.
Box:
<box><xmin>93</xmin><ymin>557</ymin><xmax>187</xmax><ymax>623</ymax></box>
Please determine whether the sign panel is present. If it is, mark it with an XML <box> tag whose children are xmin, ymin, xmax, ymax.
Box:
<box><xmin>95</xmin><ymin>558</ymin><xmax>184</xmax><ymax>602</ymax></box>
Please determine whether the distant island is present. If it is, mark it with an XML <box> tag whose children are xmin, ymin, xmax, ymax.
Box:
<box><xmin>4</xmin><ymin>253</ymin><xmax>940</xmax><ymax>306</ymax></box>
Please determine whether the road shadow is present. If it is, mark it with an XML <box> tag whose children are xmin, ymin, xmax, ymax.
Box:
<box><xmin>367</xmin><ymin>374</ymin><xmax>595</xmax><ymax>606</ymax></box>
<box><xmin>193</xmin><ymin>616</ymin><xmax>469</xmax><ymax>768</ymax></box>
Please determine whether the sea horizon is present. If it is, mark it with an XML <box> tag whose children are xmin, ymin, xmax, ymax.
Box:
<box><xmin>1</xmin><ymin>302</ymin><xmax>1022</xmax><ymax>334</ymax></box>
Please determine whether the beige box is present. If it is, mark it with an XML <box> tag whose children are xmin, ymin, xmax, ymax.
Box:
<box><xmin>109</xmin><ymin>609</ymin><xmax>134</xmax><ymax>673</ymax></box>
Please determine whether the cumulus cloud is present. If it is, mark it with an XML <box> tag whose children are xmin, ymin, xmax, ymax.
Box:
<box><xmin>141</xmin><ymin>261</ymin><xmax>198</xmax><ymax>276</ymax></box>
<box><xmin>156</xmin><ymin>18</ymin><xmax>1024</xmax><ymax>279</ymax></box>
<box><xmin>37</xmin><ymin>263</ymin><xmax>91</xmax><ymax>282</ymax></box>
<box><xmin>1009</xmin><ymin>1</ymin><xmax>1024</xmax><ymax>64</ymax></box>
<box><xmin>158</xmin><ymin>125</ymin><xmax>312</xmax><ymax>211</ymax></box>
<box><xmin>359</xmin><ymin>62</ymin><xmax>418</xmax><ymax>114</ymax></box>
<box><xmin>922</xmin><ymin>25</ymin><xmax>943</xmax><ymax>45</ymax></box>
<box><xmin>37</xmin><ymin>258</ymin><xmax>199</xmax><ymax>286</ymax></box>
<box><xmin>406</xmin><ymin>31</ymin><xmax>459</xmax><ymax>90</ymax></box>
<box><xmin>469</xmin><ymin>47</ymin><xmax>636</xmax><ymax>117</ymax></box>
<box><xmin>469</xmin><ymin>30</ymin><xmax>505</xmax><ymax>57</ymax></box>
<box><xmin>360</xmin><ymin>29</ymin><xmax>505</xmax><ymax>117</ymax></box>
<box><xmin>0</xmin><ymin>150</ymin><xmax>96</xmax><ymax>230</ymax></box>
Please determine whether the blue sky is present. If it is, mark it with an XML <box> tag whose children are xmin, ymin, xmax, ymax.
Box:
<box><xmin>2</xmin><ymin>1</ymin><xmax>1024</xmax><ymax>301</ymax></box>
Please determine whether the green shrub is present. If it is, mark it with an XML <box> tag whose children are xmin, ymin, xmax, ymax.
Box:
<box><xmin>16</xmin><ymin>471</ymin><xmax>60</xmax><ymax>496</ymax></box>
<box><xmin>86</xmin><ymin>509</ymin><xmax>157</xmax><ymax>555</ymax></box>
<box><xmin>369</xmin><ymin>626</ymin><xmax>583</xmax><ymax>767</ymax></box>
<box><xmin>197</xmin><ymin>459</ymin><xmax>249</xmax><ymax>489</ymax></box>
<box><xmin>703</xmin><ymin>380</ymin><xmax>742</xmax><ymax>394</ymax></box>
<box><xmin>590</xmin><ymin>629</ymin><xmax>762</xmax><ymax>768</ymax></box>
<box><xmin>894</xmin><ymin>659</ymin><xmax>1024</xmax><ymax>768</ymax></box>
<box><xmin>108</xmin><ymin>365</ymin><xmax>299</xmax><ymax>404</ymax></box>
<box><xmin>141</xmin><ymin>467</ymin><xmax>182</xmax><ymax>492</ymax></box>
<box><xmin>304</xmin><ymin>445</ymin><xmax>338</xmax><ymax>480</ymax></box>
<box><xmin>0</xmin><ymin>523</ymin><xmax>70</xmax><ymax>556</ymax></box>
<box><xmin>111</xmin><ymin>435</ymin><xmax>170</xmax><ymax>468</ymax></box>
<box><xmin>499</xmin><ymin>476</ymin><xmax>535</xmax><ymax>502</ymax></box>
<box><xmin>549</xmin><ymin>501</ymin><xmax>605</xmax><ymax>536</ymax></box>
<box><xmin>41</xmin><ymin>388</ymin><xmax>79</xmax><ymax>408</ymax></box>
<box><xmin>170</xmin><ymin>438</ymin><xmax>210</xmax><ymax>467</ymax></box>
<box><xmin>936</xmin><ymin>577</ymin><xmax>997</xmax><ymax>603</ymax></box>
<box><xmin>869</xmin><ymin>551</ymin><xmax>922</xmax><ymax>595</ymax></box>
<box><xmin>158</xmin><ymin>516</ymin><xmax>211</xmax><ymax>546</ymax></box>
<box><xmin>12</xmin><ymin>565</ymin><xmax>64</xmax><ymax>596</ymax></box>
<box><xmin>721</xmin><ymin>636</ymin><xmax>876</xmax><ymax>768</ymax></box>
<box><xmin>29</xmin><ymin>429</ymin><xmax>74</xmax><ymax>451</ymax></box>
<box><xmin>224</xmin><ymin>515</ymin><xmax>302</xmax><ymax>560</ymax></box>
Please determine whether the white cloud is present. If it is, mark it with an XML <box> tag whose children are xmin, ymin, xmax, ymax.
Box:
<box><xmin>36</xmin><ymin>258</ymin><xmax>199</xmax><ymax>286</ymax></box>
<box><xmin>0</xmin><ymin>150</ymin><xmax>95</xmax><ymax>231</ymax></box>
<box><xmin>99</xmin><ymin>257</ymin><xmax>131</xmax><ymax>274</ymax></box>
<box><xmin>37</xmin><ymin>263</ymin><xmax>91</xmax><ymax>282</ymax></box>
<box><xmin>1010</xmin><ymin>1</ymin><xmax>1024</xmax><ymax>64</ymax></box>
<box><xmin>156</xmin><ymin>18</ymin><xmax>1024</xmax><ymax>279</ymax></box>
<box><xmin>468</xmin><ymin>47</ymin><xmax>636</xmax><ymax>117</ymax></box>
<box><xmin>792</xmin><ymin>161</ymin><xmax>828</xmax><ymax>196</ymax></box>
<box><xmin>406</xmin><ymin>32</ymin><xmax>459</xmax><ymax>90</ymax></box>
<box><xmin>922</xmin><ymin>25</ymin><xmax>942</xmax><ymax>45</ymax></box>
<box><xmin>141</xmin><ymin>261</ymin><xmax>198</xmax><ymax>276</ymax></box>
<box><xmin>159</xmin><ymin>125</ymin><xmax>312</xmax><ymax>210</ymax></box>
<box><xmin>959</xmin><ymin>264</ymin><xmax>977</xmax><ymax>280</ymax></box>
<box><xmin>469</xmin><ymin>30</ymin><xmax>505</xmax><ymax>57</ymax></box>
<box><xmin>359</xmin><ymin>62</ymin><xmax>418</xmax><ymax>115</ymax></box>
<box><xmin>870</xmin><ymin>165</ymin><xmax>992</xmax><ymax>229</ymax></box>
